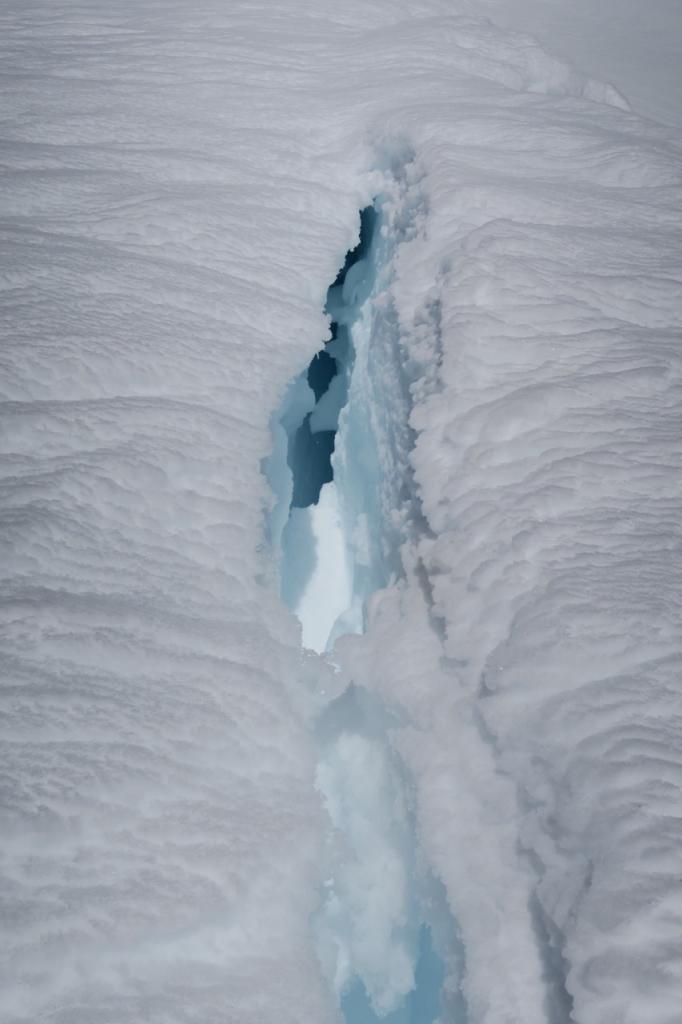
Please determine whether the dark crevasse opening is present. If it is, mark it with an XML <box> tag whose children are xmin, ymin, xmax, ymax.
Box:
<box><xmin>287</xmin><ymin>351</ymin><xmax>339</xmax><ymax>506</ymax></box>
<box><xmin>265</xmin><ymin>201</ymin><xmax>457</xmax><ymax>1024</ymax></box>
<box><xmin>331</xmin><ymin>205</ymin><xmax>378</xmax><ymax>288</ymax></box>
<box><xmin>267</xmin><ymin>205</ymin><xmax>375</xmax><ymax>653</ymax></box>
<box><xmin>288</xmin><ymin>414</ymin><xmax>335</xmax><ymax>509</ymax></box>
<box><xmin>308</xmin><ymin>350</ymin><xmax>338</xmax><ymax>401</ymax></box>
<box><xmin>286</xmin><ymin>207</ymin><xmax>376</xmax><ymax>515</ymax></box>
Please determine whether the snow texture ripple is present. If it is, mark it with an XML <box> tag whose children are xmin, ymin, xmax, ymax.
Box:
<box><xmin>1</xmin><ymin>2</ymin><xmax>682</xmax><ymax>1023</ymax></box>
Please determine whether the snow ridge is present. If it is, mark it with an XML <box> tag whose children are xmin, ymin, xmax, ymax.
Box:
<box><xmin>344</xmin><ymin>135</ymin><xmax>682</xmax><ymax>1023</ymax></box>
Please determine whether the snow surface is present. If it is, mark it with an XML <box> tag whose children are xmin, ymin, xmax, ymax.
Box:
<box><xmin>2</xmin><ymin>2</ymin><xmax>682</xmax><ymax>1023</ymax></box>
<box><xmin>479</xmin><ymin>0</ymin><xmax>682</xmax><ymax>128</ymax></box>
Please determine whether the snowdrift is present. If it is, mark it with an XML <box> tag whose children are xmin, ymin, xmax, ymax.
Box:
<box><xmin>1</xmin><ymin>2</ymin><xmax>681</xmax><ymax>1023</ymax></box>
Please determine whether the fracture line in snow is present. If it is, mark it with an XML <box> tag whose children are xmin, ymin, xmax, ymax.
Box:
<box><xmin>267</xmin><ymin>197</ymin><xmax>455</xmax><ymax>1023</ymax></box>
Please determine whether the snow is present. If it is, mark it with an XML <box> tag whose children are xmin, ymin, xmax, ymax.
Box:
<box><xmin>2</xmin><ymin>1</ymin><xmax>682</xmax><ymax>1023</ymax></box>
<box><xmin>286</xmin><ymin>484</ymin><xmax>354</xmax><ymax>654</ymax></box>
<box><xmin>479</xmin><ymin>0</ymin><xmax>682</xmax><ymax>128</ymax></box>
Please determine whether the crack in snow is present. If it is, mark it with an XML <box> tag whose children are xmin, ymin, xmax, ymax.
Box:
<box><xmin>266</xmin><ymin>198</ymin><xmax>453</xmax><ymax>1022</ymax></box>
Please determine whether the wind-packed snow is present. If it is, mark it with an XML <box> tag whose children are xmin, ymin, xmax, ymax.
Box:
<box><xmin>2</xmin><ymin>2</ymin><xmax>682</xmax><ymax>1023</ymax></box>
<box><xmin>479</xmin><ymin>0</ymin><xmax>682</xmax><ymax>128</ymax></box>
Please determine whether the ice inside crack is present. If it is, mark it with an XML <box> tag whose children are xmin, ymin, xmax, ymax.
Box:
<box><xmin>266</xmin><ymin>203</ymin><xmax>452</xmax><ymax>1022</ymax></box>
<box><xmin>273</xmin><ymin>204</ymin><xmax>378</xmax><ymax>654</ymax></box>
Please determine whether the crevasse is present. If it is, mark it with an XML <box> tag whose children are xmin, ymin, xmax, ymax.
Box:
<box><xmin>266</xmin><ymin>200</ymin><xmax>461</xmax><ymax>1023</ymax></box>
<box><xmin>267</xmin><ymin>205</ymin><xmax>382</xmax><ymax>654</ymax></box>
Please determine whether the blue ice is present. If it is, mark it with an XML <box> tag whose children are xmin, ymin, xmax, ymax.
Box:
<box><xmin>342</xmin><ymin>927</ymin><xmax>444</xmax><ymax>1024</ymax></box>
<box><xmin>266</xmin><ymin>204</ymin><xmax>452</xmax><ymax>1022</ymax></box>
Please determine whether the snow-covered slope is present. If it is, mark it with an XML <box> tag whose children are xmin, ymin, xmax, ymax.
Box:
<box><xmin>1</xmin><ymin>2</ymin><xmax>681</xmax><ymax>1023</ymax></box>
<box><xmin>479</xmin><ymin>0</ymin><xmax>682</xmax><ymax>128</ymax></box>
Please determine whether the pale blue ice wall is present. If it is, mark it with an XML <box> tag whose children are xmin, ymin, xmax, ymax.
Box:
<box><xmin>267</xmin><ymin>200</ymin><xmax>459</xmax><ymax>1020</ymax></box>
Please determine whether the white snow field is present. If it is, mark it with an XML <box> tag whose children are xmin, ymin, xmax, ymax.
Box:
<box><xmin>2</xmin><ymin>2</ymin><xmax>682</xmax><ymax>1023</ymax></box>
<box><xmin>479</xmin><ymin>0</ymin><xmax>682</xmax><ymax>129</ymax></box>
